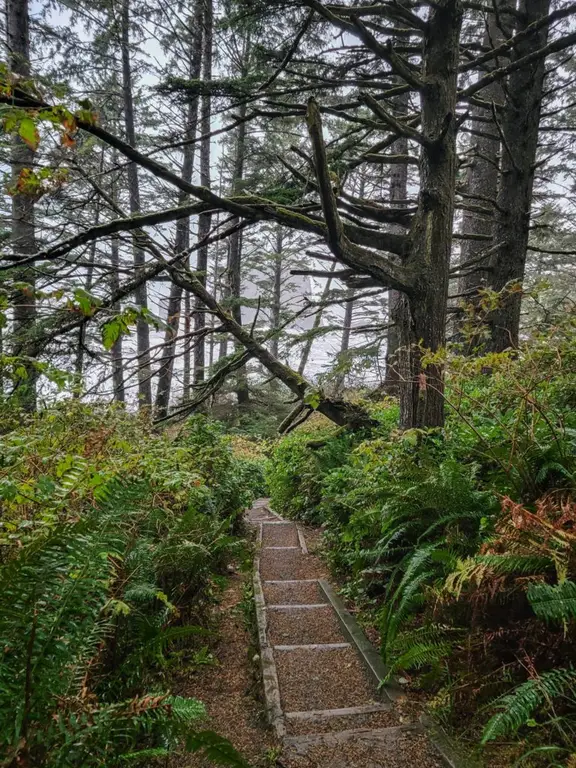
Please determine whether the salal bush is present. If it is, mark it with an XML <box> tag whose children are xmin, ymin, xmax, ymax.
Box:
<box><xmin>0</xmin><ymin>405</ymin><xmax>256</xmax><ymax>767</ymax></box>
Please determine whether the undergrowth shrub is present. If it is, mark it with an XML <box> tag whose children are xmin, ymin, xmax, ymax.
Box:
<box><xmin>266</xmin><ymin>315</ymin><xmax>576</xmax><ymax>764</ymax></box>
<box><xmin>266</xmin><ymin>404</ymin><xmax>397</xmax><ymax>523</ymax></box>
<box><xmin>0</xmin><ymin>404</ymin><xmax>256</xmax><ymax>767</ymax></box>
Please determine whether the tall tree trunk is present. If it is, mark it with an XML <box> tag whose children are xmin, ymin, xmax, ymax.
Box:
<box><xmin>402</xmin><ymin>0</ymin><xmax>462</xmax><ymax>428</ymax></box>
<box><xmin>109</xmin><ymin>151</ymin><xmax>125</xmax><ymax>402</ymax></box>
<box><xmin>193</xmin><ymin>0</ymin><xmax>213</xmax><ymax>387</ymax></box>
<box><xmin>120</xmin><ymin>0</ymin><xmax>151</xmax><ymax>409</ymax></box>
<box><xmin>110</xmin><ymin>232</ymin><xmax>126</xmax><ymax>403</ymax></box>
<box><xmin>7</xmin><ymin>0</ymin><xmax>37</xmax><ymax>411</ymax></box>
<box><xmin>208</xmin><ymin>213</ymin><xmax>221</xmax><ymax>373</ymax></box>
<box><xmin>487</xmin><ymin>0</ymin><xmax>550</xmax><ymax>352</ymax></box>
<box><xmin>384</xmin><ymin>121</ymin><xmax>409</xmax><ymax>396</ymax></box>
<box><xmin>155</xmin><ymin>2</ymin><xmax>203</xmax><ymax>419</ymax></box>
<box><xmin>334</xmin><ymin>287</ymin><xmax>354</xmax><ymax>394</ymax></box>
<box><xmin>227</xmin><ymin>104</ymin><xmax>250</xmax><ymax>408</ymax></box>
<box><xmin>183</xmin><ymin>291</ymin><xmax>191</xmax><ymax>396</ymax></box>
<box><xmin>457</xmin><ymin>6</ymin><xmax>509</xmax><ymax>348</ymax></box>
<box><xmin>270</xmin><ymin>226</ymin><xmax>283</xmax><ymax>359</ymax></box>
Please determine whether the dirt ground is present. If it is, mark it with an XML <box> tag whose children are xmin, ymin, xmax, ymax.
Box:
<box><xmin>169</xmin><ymin>569</ymin><xmax>280</xmax><ymax>767</ymax></box>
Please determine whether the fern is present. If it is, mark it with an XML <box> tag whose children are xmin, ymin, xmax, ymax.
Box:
<box><xmin>380</xmin><ymin>567</ymin><xmax>433</xmax><ymax>659</ymax></box>
<box><xmin>482</xmin><ymin>667</ymin><xmax>576</xmax><ymax>743</ymax></box>
<box><xmin>386</xmin><ymin>624</ymin><xmax>462</xmax><ymax>678</ymax></box>
<box><xmin>527</xmin><ymin>580</ymin><xmax>576</xmax><ymax>623</ymax></box>
<box><xmin>387</xmin><ymin>640</ymin><xmax>453</xmax><ymax>677</ymax></box>
<box><xmin>186</xmin><ymin>730</ymin><xmax>252</xmax><ymax>768</ymax></box>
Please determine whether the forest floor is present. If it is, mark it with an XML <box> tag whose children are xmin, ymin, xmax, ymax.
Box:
<box><xmin>168</xmin><ymin>567</ymin><xmax>280</xmax><ymax>767</ymax></box>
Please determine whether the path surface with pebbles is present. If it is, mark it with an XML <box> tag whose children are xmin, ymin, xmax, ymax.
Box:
<box><xmin>248</xmin><ymin>499</ymin><xmax>448</xmax><ymax>768</ymax></box>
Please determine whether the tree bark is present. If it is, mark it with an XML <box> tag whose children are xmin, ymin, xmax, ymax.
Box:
<box><xmin>110</xmin><ymin>232</ymin><xmax>126</xmax><ymax>403</ymax></box>
<box><xmin>402</xmin><ymin>0</ymin><xmax>462</xmax><ymax>428</ymax></box>
<box><xmin>120</xmin><ymin>0</ymin><xmax>151</xmax><ymax>409</ymax></box>
<box><xmin>193</xmin><ymin>0</ymin><xmax>213</xmax><ymax>387</ymax></box>
<box><xmin>384</xmin><ymin>120</ymin><xmax>409</xmax><ymax>396</ymax></box>
<box><xmin>456</xmin><ymin>5</ymin><xmax>510</xmax><ymax>348</ymax></box>
<box><xmin>227</xmin><ymin>105</ymin><xmax>250</xmax><ymax>408</ymax></box>
<box><xmin>270</xmin><ymin>226</ymin><xmax>283</xmax><ymax>360</ymax></box>
<box><xmin>154</xmin><ymin>1</ymin><xmax>203</xmax><ymax>419</ymax></box>
<box><xmin>169</xmin><ymin>264</ymin><xmax>376</xmax><ymax>430</ymax></box>
<box><xmin>487</xmin><ymin>0</ymin><xmax>550</xmax><ymax>352</ymax></box>
<box><xmin>7</xmin><ymin>0</ymin><xmax>37</xmax><ymax>411</ymax></box>
<box><xmin>183</xmin><ymin>291</ymin><xmax>191</xmax><ymax>396</ymax></box>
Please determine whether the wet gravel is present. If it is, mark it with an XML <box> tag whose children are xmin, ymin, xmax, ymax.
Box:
<box><xmin>263</xmin><ymin>580</ymin><xmax>324</xmax><ymax>605</ymax></box>
<box><xmin>282</xmin><ymin>730</ymin><xmax>444</xmax><ymax>768</ymax></box>
<box><xmin>259</xmin><ymin>550</ymin><xmax>326</xmax><ymax>581</ymax></box>
<box><xmin>268</xmin><ymin>606</ymin><xmax>344</xmax><ymax>646</ymax></box>
<box><xmin>275</xmin><ymin>646</ymin><xmax>377</xmax><ymax>711</ymax></box>
<box><xmin>262</xmin><ymin>523</ymin><xmax>300</xmax><ymax>547</ymax></box>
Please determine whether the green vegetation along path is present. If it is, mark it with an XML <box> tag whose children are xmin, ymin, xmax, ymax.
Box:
<box><xmin>248</xmin><ymin>499</ymin><xmax>446</xmax><ymax>768</ymax></box>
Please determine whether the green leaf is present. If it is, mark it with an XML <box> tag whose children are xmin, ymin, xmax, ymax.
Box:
<box><xmin>527</xmin><ymin>581</ymin><xmax>576</xmax><ymax>623</ymax></box>
<box><xmin>18</xmin><ymin>117</ymin><xmax>40</xmax><ymax>150</ymax></box>
<box><xmin>4</xmin><ymin>112</ymin><xmax>19</xmax><ymax>133</ymax></box>
<box><xmin>74</xmin><ymin>287</ymin><xmax>100</xmax><ymax>316</ymax></box>
<box><xmin>303</xmin><ymin>388</ymin><xmax>321</xmax><ymax>410</ymax></box>
<box><xmin>102</xmin><ymin>318</ymin><xmax>123</xmax><ymax>350</ymax></box>
<box><xmin>185</xmin><ymin>731</ymin><xmax>251</xmax><ymax>767</ymax></box>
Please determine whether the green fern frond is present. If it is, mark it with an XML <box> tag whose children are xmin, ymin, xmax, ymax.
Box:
<box><xmin>164</xmin><ymin>696</ymin><xmax>206</xmax><ymax>724</ymax></box>
<box><xmin>479</xmin><ymin>554</ymin><xmax>554</xmax><ymax>575</ymax></box>
<box><xmin>186</xmin><ymin>730</ymin><xmax>251</xmax><ymax>767</ymax></box>
<box><xmin>388</xmin><ymin>641</ymin><xmax>453</xmax><ymax>677</ymax></box>
<box><xmin>527</xmin><ymin>580</ymin><xmax>576</xmax><ymax>623</ymax></box>
<box><xmin>482</xmin><ymin>667</ymin><xmax>576</xmax><ymax>744</ymax></box>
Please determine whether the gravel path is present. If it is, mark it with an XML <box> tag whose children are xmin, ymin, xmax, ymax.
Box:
<box><xmin>262</xmin><ymin>523</ymin><xmax>300</xmax><ymax>547</ymax></box>
<box><xmin>263</xmin><ymin>581</ymin><xmax>326</xmax><ymax>605</ymax></box>
<box><xmin>259</xmin><ymin>549</ymin><xmax>326</xmax><ymax>581</ymax></box>
<box><xmin>281</xmin><ymin>730</ymin><xmax>444</xmax><ymax>768</ymax></box>
<box><xmin>275</xmin><ymin>646</ymin><xmax>379</xmax><ymax>711</ymax></box>
<box><xmin>267</xmin><ymin>606</ymin><xmax>343</xmax><ymax>646</ymax></box>
<box><xmin>247</xmin><ymin>499</ymin><xmax>446</xmax><ymax>768</ymax></box>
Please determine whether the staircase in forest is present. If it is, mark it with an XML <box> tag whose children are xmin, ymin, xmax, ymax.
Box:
<box><xmin>247</xmin><ymin>499</ymin><xmax>460</xmax><ymax>768</ymax></box>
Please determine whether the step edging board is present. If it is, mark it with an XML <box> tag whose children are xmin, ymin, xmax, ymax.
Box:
<box><xmin>318</xmin><ymin>578</ymin><xmax>475</xmax><ymax>768</ymax></box>
<box><xmin>285</xmin><ymin>703</ymin><xmax>391</xmax><ymax>721</ymax></box>
<box><xmin>318</xmin><ymin>578</ymin><xmax>400</xmax><ymax>703</ymax></box>
<box><xmin>284</xmin><ymin>723</ymin><xmax>422</xmax><ymax>750</ymax></box>
<box><xmin>253</xmin><ymin>527</ymin><xmax>285</xmax><ymax>738</ymax></box>
<box><xmin>265</xmin><ymin>603</ymin><xmax>330</xmax><ymax>610</ymax></box>
<box><xmin>273</xmin><ymin>642</ymin><xmax>351</xmax><ymax>651</ymax></box>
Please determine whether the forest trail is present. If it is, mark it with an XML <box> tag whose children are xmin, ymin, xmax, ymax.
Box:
<box><xmin>248</xmin><ymin>499</ymin><xmax>447</xmax><ymax>768</ymax></box>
